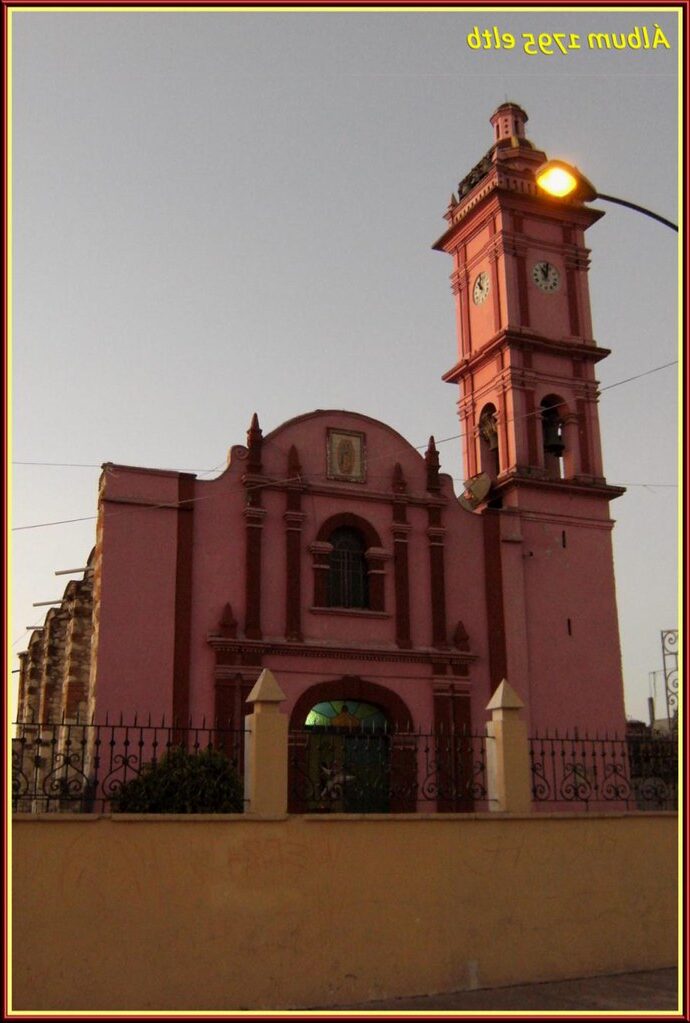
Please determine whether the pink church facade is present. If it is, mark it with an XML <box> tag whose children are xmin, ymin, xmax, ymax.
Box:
<box><xmin>90</xmin><ymin>410</ymin><xmax>492</xmax><ymax>739</ymax></box>
<box><xmin>18</xmin><ymin>104</ymin><xmax>628</xmax><ymax>807</ymax></box>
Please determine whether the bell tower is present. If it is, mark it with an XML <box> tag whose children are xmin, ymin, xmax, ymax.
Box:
<box><xmin>434</xmin><ymin>103</ymin><xmax>626</xmax><ymax>734</ymax></box>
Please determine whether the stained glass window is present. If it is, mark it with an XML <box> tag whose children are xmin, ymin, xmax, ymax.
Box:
<box><xmin>305</xmin><ymin>700</ymin><xmax>387</xmax><ymax>730</ymax></box>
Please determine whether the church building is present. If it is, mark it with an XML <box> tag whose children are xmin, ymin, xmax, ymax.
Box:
<box><xmin>18</xmin><ymin>104</ymin><xmax>628</xmax><ymax>807</ymax></box>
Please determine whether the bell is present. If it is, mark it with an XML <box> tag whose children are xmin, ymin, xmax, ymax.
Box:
<box><xmin>543</xmin><ymin>419</ymin><xmax>565</xmax><ymax>456</ymax></box>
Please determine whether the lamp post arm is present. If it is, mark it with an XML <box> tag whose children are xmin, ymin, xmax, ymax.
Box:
<box><xmin>595</xmin><ymin>193</ymin><xmax>678</xmax><ymax>232</ymax></box>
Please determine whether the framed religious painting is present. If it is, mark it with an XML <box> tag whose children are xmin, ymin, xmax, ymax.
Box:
<box><xmin>326</xmin><ymin>429</ymin><xmax>366</xmax><ymax>483</ymax></box>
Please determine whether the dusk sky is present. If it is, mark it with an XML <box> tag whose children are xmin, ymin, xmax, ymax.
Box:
<box><xmin>10</xmin><ymin>8</ymin><xmax>679</xmax><ymax>723</ymax></box>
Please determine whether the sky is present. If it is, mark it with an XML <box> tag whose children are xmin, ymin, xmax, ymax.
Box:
<box><xmin>9</xmin><ymin>7</ymin><xmax>680</xmax><ymax>724</ymax></box>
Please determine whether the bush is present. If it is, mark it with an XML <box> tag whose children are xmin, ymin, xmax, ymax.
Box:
<box><xmin>111</xmin><ymin>745</ymin><xmax>243</xmax><ymax>813</ymax></box>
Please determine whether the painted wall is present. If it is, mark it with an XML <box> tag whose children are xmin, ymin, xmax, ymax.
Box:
<box><xmin>92</xmin><ymin>409</ymin><xmax>493</xmax><ymax>736</ymax></box>
<box><xmin>12</xmin><ymin>813</ymin><xmax>677</xmax><ymax>1011</ymax></box>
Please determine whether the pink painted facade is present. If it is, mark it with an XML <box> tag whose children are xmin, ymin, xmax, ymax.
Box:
<box><xmin>22</xmin><ymin>105</ymin><xmax>628</xmax><ymax>804</ymax></box>
<box><xmin>91</xmin><ymin>410</ymin><xmax>492</xmax><ymax>740</ymax></box>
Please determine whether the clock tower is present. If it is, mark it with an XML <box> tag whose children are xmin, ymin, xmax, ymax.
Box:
<box><xmin>434</xmin><ymin>103</ymin><xmax>626</xmax><ymax>733</ymax></box>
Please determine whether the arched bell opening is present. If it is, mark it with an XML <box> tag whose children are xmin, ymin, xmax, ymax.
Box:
<box><xmin>540</xmin><ymin>395</ymin><xmax>567</xmax><ymax>480</ymax></box>
<box><xmin>478</xmin><ymin>403</ymin><xmax>500</xmax><ymax>480</ymax></box>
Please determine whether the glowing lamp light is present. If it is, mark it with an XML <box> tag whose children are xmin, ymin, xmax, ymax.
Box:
<box><xmin>536</xmin><ymin>163</ymin><xmax>579</xmax><ymax>198</ymax></box>
<box><xmin>534</xmin><ymin>159</ymin><xmax>677</xmax><ymax>231</ymax></box>
<box><xmin>535</xmin><ymin>160</ymin><xmax>597</xmax><ymax>202</ymax></box>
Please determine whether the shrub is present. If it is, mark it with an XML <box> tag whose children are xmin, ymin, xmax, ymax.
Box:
<box><xmin>111</xmin><ymin>745</ymin><xmax>243</xmax><ymax>813</ymax></box>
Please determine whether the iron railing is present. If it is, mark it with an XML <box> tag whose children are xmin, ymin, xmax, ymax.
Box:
<box><xmin>12</xmin><ymin>718</ymin><xmax>246</xmax><ymax>814</ymax></box>
<box><xmin>529</xmin><ymin>733</ymin><xmax>678</xmax><ymax>811</ymax></box>
<box><xmin>288</xmin><ymin>726</ymin><xmax>487</xmax><ymax>813</ymax></box>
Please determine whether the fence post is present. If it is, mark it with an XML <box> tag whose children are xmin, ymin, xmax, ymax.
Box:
<box><xmin>244</xmin><ymin>669</ymin><xmax>288</xmax><ymax>816</ymax></box>
<box><xmin>485</xmin><ymin>679</ymin><xmax>532</xmax><ymax>814</ymax></box>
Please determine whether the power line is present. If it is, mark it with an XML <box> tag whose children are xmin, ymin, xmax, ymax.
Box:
<box><xmin>10</xmin><ymin>359</ymin><xmax>678</xmax><ymax>473</ymax></box>
<box><xmin>600</xmin><ymin>360</ymin><xmax>678</xmax><ymax>392</ymax></box>
<box><xmin>11</xmin><ymin>472</ymin><xmax>677</xmax><ymax>533</ymax></box>
<box><xmin>10</xmin><ymin>357</ymin><xmax>679</xmax><ymax>532</ymax></box>
<box><xmin>12</xmin><ymin>461</ymin><xmax>102</xmax><ymax>468</ymax></box>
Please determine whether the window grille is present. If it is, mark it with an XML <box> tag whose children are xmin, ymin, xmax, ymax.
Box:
<box><xmin>327</xmin><ymin>527</ymin><xmax>369</xmax><ymax>608</ymax></box>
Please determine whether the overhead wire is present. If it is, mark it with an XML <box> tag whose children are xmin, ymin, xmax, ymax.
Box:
<box><xmin>10</xmin><ymin>357</ymin><xmax>679</xmax><ymax>532</ymax></box>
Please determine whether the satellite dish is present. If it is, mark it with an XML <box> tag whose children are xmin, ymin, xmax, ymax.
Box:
<box><xmin>458</xmin><ymin>472</ymin><xmax>491</xmax><ymax>511</ymax></box>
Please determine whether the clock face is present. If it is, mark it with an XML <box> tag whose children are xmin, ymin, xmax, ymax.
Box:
<box><xmin>532</xmin><ymin>261</ymin><xmax>561</xmax><ymax>293</ymax></box>
<box><xmin>473</xmin><ymin>271</ymin><xmax>490</xmax><ymax>305</ymax></box>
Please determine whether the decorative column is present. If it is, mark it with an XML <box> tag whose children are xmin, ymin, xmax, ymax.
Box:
<box><xmin>451</xmin><ymin>260</ymin><xmax>471</xmax><ymax>360</ymax></box>
<box><xmin>576</xmin><ymin>398</ymin><xmax>593</xmax><ymax>475</ymax></box>
<box><xmin>433</xmin><ymin>681</ymin><xmax>473</xmax><ymax>812</ymax></box>
<box><xmin>365</xmin><ymin>548</ymin><xmax>388</xmax><ymax>612</ymax></box>
<box><xmin>425</xmin><ymin>437</ymin><xmax>448</xmax><ymax>649</ymax></box>
<box><xmin>482</xmin><ymin>509</ymin><xmax>508</xmax><ymax>693</ymax></box>
<box><xmin>391</xmin><ymin>462</ymin><xmax>412</xmax><ymax>649</ymax></box>
<box><xmin>523</xmin><ymin>388</ymin><xmax>540</xmax><ymax>467</ymax></box>
<box><xmin>562</xmin><ymin>412</ymin><xmax>581</xmax><ymax>478</ymax></box>
<box><xmin>511</xmin><ymin>217</ymin><xmax>530</xmax><ymax>327</ymax></box>
<box><xmin>565</xmin><ymin>262</ymin><xmax>581</xmax><ymax>336</ymax></box>
<box><xmin>173</xmin><ymin>473</ymin><xmax>195</xmax><ymax>725</ymax></box>
<box><xmin>309</xmin><ymin>541</ymin><xmax>333</xmax><ymax>607</ymax></box>
<box><xmin>489</xmin><ymin>229</ymin><xmax>501</xmax><ymax>334</ymax></box>
<box><xmin>485</xmin><ymin>679</ymin><xmax>532</xmax><ymax>814</ymax></box>
<box><xmin>284</xmin><ymin>445</ymin><xmax>305</xmax><ymax>641</ymax></box>
<box><xmin>244</xmin><ymin>413</ymin><xmax>265</xmax><ymax>641</ymax></box>
<box><xmin>244</xmin><ymin>669</ymin><xmax>288</xmax><ymax>817</ymax></box>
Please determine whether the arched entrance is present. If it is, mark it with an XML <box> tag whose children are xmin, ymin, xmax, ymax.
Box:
<box><xmin>288</xmin><ymin>679</ymin><xmax>416</xmax><ymax>813</ymax></box>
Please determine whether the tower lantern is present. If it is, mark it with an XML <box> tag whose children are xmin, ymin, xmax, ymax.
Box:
<box><xmin>490</xmin><ymin>101</ymin><xmax>529</xmax><ymax>143</ymax></box>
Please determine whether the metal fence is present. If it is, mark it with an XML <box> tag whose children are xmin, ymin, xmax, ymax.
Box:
<box><xmin>13</xmin><ymin>718</ymin><xmax>677</xmax><ymax>816</ymax></box>
<box><xmin>12</xmin><ymin>718</ymin><xmax>246</xmax><ymax>814</ymax></box>
<box><xmin>529</xmin><ymin>733</ymin><xmax>678</xmax><ymax>811</ymax></box>
<box><xmin>288</xmin><ymin>726</ymin><xmax>487</xmax><ymax>813</ymax></box>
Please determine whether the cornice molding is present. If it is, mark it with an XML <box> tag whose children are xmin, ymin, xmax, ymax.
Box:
<box><xmin>206</xmin><ymin>635</ymin><xmax>477</xmax><ymax>668</ymax></box>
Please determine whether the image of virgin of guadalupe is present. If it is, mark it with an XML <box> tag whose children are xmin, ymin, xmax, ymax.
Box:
<box><xmin>336</xmin><ymin>438</ymin><xmax>356</xmax><ymax>476</ymax></box>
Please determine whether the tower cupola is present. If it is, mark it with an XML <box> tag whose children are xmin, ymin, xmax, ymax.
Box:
<box><xmin>490</xmin><ymin>102</ymin><xmax>529</xmax><ymax>144</ymax></box>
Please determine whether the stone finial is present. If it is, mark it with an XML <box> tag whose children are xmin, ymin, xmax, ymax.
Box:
<box><xmin>453</xmin><ymin>620</ymin><xmax>470</xmax><ymax>651</ymax></box>
<box><xmin>392</xmin><ymin>462</ymin><xmax>407</xmax><ymax>494</ymax></box>
<box><xmin>287</xmin><ymin>444</ymin><xmax>302</xmax><ymax>479</ymax></box>
<box><xmin>425</xmin><ymin>436</ymin><xmax>441</xmax><ymax>492</ymax></box>
<box><xmin>246</xmin><ymin>412</ymin><xmax>263</xmax><ymax>473</ymax></box>
<box><xmin>246</xmin><ymin>668</ymin><xmax>286</xmax><ymax>705</ymax></box>
<box><xmin>219</xmin><ymin>603</ymin><xmax>238</xmax><ymax>639</ymax></box>
<box><xmin>486</xmin><ymin>678</ymin><xmax>525</xmax><ymax>712</ymax></box>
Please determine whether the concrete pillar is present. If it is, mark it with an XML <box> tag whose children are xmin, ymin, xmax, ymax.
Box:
<box><xmin>485</xmin><ymin>678</ymin><xmax>532</xmax><ymax>814</ymax></box>
<box><xmin>244</xmin><ymin>669</ymin><xmax>288</xmax><ymax>816</ymax></box>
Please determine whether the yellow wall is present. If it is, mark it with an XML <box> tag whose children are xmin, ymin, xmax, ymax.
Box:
<box><xmin>12</xmin><ymin>813</ymin><xmax>677</xmax><ymax>1012</ymax></box>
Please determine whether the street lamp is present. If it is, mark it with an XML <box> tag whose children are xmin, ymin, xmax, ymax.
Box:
<box><xmin>535</xmin><ymin>159</ymin><xmax>678</xmax><ymax>232</ymax></box>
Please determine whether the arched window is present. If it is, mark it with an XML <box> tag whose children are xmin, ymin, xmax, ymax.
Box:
<box><xmin>327</xmin><ymin>527</ymin><xmax>369</xmax><ymax>609</ymax></box>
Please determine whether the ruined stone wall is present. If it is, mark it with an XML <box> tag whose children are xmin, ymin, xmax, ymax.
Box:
<box><xmin>16</xmin><ymin>558</ymin><xmax>95</xmax><ymax>725</ymax></box>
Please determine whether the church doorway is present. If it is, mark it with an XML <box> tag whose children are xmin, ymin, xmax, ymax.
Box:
<box><xmin>302</xmin><ymin>700</ymin><xmax>390</xmax><ymax>813</ymax></box>
<box><xmin>288</xmin><ymin>679</ymin><xmax>417</xmax><ymax>813</ymax></box>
